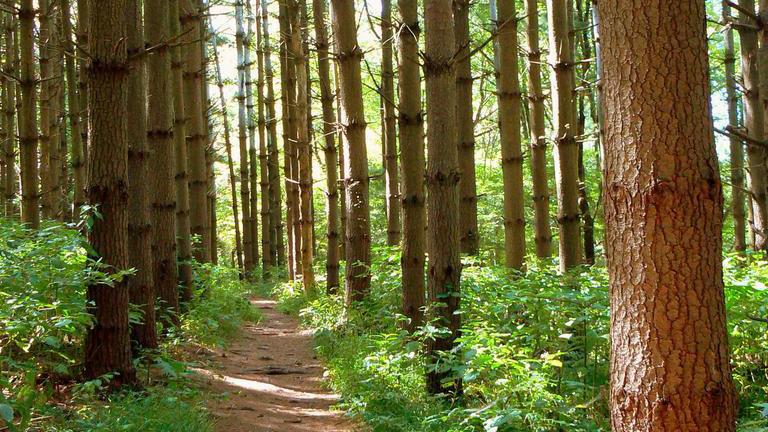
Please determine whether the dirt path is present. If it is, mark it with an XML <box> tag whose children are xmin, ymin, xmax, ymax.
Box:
<box><xmin>195</xmin><ymin>299</ymin><xmax>359</xmax><ymax>432</ymax></box>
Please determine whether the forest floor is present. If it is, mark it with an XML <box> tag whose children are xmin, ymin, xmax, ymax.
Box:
<box><xmin>192</xmin><ymin>298</ymin><xmax>359</xmax><ymax>432</ymax></box>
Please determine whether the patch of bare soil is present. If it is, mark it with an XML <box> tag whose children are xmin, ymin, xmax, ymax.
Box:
<box><xmin>194</xmin><ymin>299</ymin><xmax>360</xmax><ymax>432</ymax></box>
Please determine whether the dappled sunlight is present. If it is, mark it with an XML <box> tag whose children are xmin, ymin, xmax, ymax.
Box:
<box><xmin>195</xmin><ymin>368</ymin><xmax>339</xmax><ymax>402</ymax></box>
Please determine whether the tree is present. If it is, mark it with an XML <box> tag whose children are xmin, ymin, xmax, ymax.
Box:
<box><xmin>236</xmin><ymin>0</ymin><xmax>255</xmax><ymax>274</ymax></box>
<box><xmin>18</xmin><ymin>0</ymin><xmax>39</xmax><ymax>228</ymax></box>
<box><xmin>246</xmin><ymin>0</ymin><xmax>261</xmax><ymax>273</ymax></box>
<box><xmin>126</xmin><ymin>0</ymin><xmax>157</xmax><ymax>348</ymax></box>
<box><xmin>82</xmin><ymin>0</ymin><xmax>135</xmax><ymax>385</ymax></box>
<box><xmin>398</xmin><ymin>0</ymin><xmax>425</xmax><ymax>330</ymax></box>
<box><xmin>381</xmin><ymin>0</ymin><xmax>400</xmax><ymax>246</ymax></box>
<box><xmin>598</xmin><ymin>0</ymin><xmax>737</xmax><ymax>429</ymax></box>
<box><xmin>147</xmin><ymin>0</ymin><xmax>179</xmax><ymax>326</ymax></box>
<box><xmin>496</xmin><ymin>0</ymin><xmax>525</xmax><ymax>270</ymax></box>
<box><xmin>547</xmin><ymin>0</ymin><xmax>581</xmax><ymax>271</ymax></box>
<box><xmin>3</xmin><ymin>14</ymin><xmax>16</xmax><ymax>218</ymax></box>
<box><xmin>313</xmin><ymin>0</ymin><xmax>340</xmax><ymax>291</ymax></box>
<box><xmin>424</xmin><ymin>0</ymin><xmax>461</xmax><ymax>395</ymax></box>
<box><xmin>255</xmin><ymin>0</ymin><xmax>271</xmax><ymax>272</ymax></box>
<box><xmin>331</xmin><ymin>0</ymin><xmax>372</xmax><ymax>303</ymax></box>
<box><xmin>60</xmin><ymin>0</ymin><xmax>84</xmax><ymax>220</ymax></box>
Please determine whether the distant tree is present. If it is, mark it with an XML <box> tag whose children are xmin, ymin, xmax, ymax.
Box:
<box><xmin>381</xmin><ymin>0</ymin><xmax>400</xmax><ymax>246</ymax></box>
<box><xmin>18</xmin><ymin>0</ymin><xmax>39</xmax><ymax>228</ymax></box>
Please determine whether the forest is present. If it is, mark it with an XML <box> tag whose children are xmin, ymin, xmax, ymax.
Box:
<box><xmin>0</xmin><ymin>0</ymin><xmax>766</xmax><ymax>431</ymax></box>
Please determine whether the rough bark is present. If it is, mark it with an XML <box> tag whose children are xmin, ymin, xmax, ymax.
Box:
<box><xmin>147</xmin><ymin>0</ymin><xmax>179</xmax><ymax>327</ymax></box>
<box><xmin>331</xmin><ymin>0</ymin><xmax>371</xmax><ymax>303</ymax></box>
<box><xmin>381</xmin><ymin>0</ymin><xmax>400</xmax><ymax>246</ymax></box>
<box><xmin>83</xmin><ymin>0</ymin><xmax>135</xmax><ymax>384</ymax></box>
<box><xmin>398</xmin><ymin>0</ymin><xmax>425</xmax><ymax>330</ymax></box>
<box><xmin>313</xmin><ymin>0</ymin><xmax>340</xmax><ymax>291</ymax></box>
<box><xmin>453</xmin><ymin>0</ymin><xmax>478</xmax><ymax>255</ymax></box>
<box><xmin>39</xmin><ymin>0</ymin><xmax>54</xmax><ymax>220</ymax></box>
<box><xmin>126</xmin><ymin>0</ymin><xmax>158</xmax><ymax>349</ymax></box>
<box><xmin>279</xmin><ymin>1</ymin><xmax>298</xmax><ymax>280</ymax></box>
<box><xmin>18</xmin><ymin>0</ymin><xmax>39</xmax><ymax>228</ymax></box>
<box><xmin>424</xmin><ymin>0</ymin><xmax>462</xmax><ymax>396</ymax></box>
<box><xmin>497</xmin><ymin>0</ymin><xmax>525</xmax><ymax>270</ymax></box>
<box><xmin>548</xmin><ymin>0</ymin><xmax>581</xmax><ymax>271</ymax></box>
<box><xmin>598</xmin><ymin>0</ymin><xmax>737</xmax><ymax>430</ymax></box>
<box><xmin>170</xmin><ymin>0</ymin><xmax>194</xmax><ymax>299</ymax></box>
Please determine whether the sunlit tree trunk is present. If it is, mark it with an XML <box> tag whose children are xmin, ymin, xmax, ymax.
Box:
<box><xmin>279</xmin><ymin>1</ymin><xmax>298</xmax><ymax>279</ymax></box>
<box><xmin>147</xmin><ymin>0</ymin><xmax>179</xmax><ymax>326</ymax></box>
<box><xmin>335</xmin><ymin>62</ymin><xmax>347</xmax><ymax>261</ymax></box>
<box><xmin>255</xmin><ymin>0</ymin><xmax>271</xmax><ymax>272</ymax></box>
<box><xmin>381</xmin><ymin>0</ymin><xmax>400</xmax><ymax>246</ymax></box>
<box><xmin>83</xmin><ymin>0</ymin><xmax>135</xmax><ymax>385</ymax></box>
<box><xmin>548</xmin><ymin>0</ymin><xmax>581</xmax><ymax>270</ymax></box>
<box><xmin>76</xmin><ymin>0</ymin><xmax>89</xmax><ymax>181</ymax></box>
<box><xmin>126</xmin><ymin>0</ymin><xmax>157</xmax><ymax>348</ymax></box>
<box><xmin>61</xmin><ymin>0</ymin><xmax>82</xmax><ymax>219</ymax></box>
<box><xmin>236</xmin><ymin>0</ymin><xmax>255</xmax><ymax>274</ymax></box>
<box><xmin>18</xmin><ymin>0</ymin><xmax>39</xmax><ymax>228</ymax></box>
<box><xmin>575</xmin><ymin>0</ymin><xmax>595</xmax><ymax>265</ymax></box>
<box><xmin>246</xmin><ymin>0</ymin><xmax>261</xmax><ymax>273</ymax></box>
<box><xmin>331</xmin><ymin>0</ymin><xmax>372</xmax><ymax>303</ymax></box>
<box><xmin>424</xmin><ymin>0</ymin><xmax>462</xmax><ymax>395</ymax></box>
<box><xmin>598</xmin><ymin>0</ymin><xmax>737</xmax><ymax>429</ymax></box>
<box><xmin>497</xmin><ymin>0</ymin><xmax>525</xmax><ymax>270</ymax></box>
<box><xmin>170</xmin><ymin>0</ymin><xmax>194</xmax><ymax>299</ymax></box>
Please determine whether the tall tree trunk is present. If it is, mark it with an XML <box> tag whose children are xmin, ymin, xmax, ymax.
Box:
<box><xmin>398</xmin><ymin>0</ymin><xmax>425</xmax><ymax>330</ymax></box>
<box><xmin>737</xmin><ymin>0</ymin><xmax>768</xmax><ymax>250</ymax></box>
<box><xmin>126</xmin><ymin>0</ymin><xmax>157</xmax><ymax>349</ymax></box>
<box><xmin>61</xmin><ymin>0</ymin><xmax>83</xmax><ymax>220</ymax></box>
<box><xmin>335</xmin><ymin>62</ymin><xmax>347</xmax><ymax>261</ymax></box>
<box><xmin>279</xmin><ymin>1</ymin><xmax>298</xmax><ymax>280</ymax></box>
<box><xmin>290</xmin><ymin>0</ymin><xmax>315</xmax><ymax>291</ymax></box>
<box><xmin>83</xmin><ymin>0</ymin><xmax>135</xmax><ymax>385</ymax></box>
<box><xmin>246</xmin><ymin>0</ymin><xmax>261</xmax><ymax>274</ymax></box>
<box><xmin>331</xmin><ymin>0</ymin><xmax>371</xmax><ymax>303</ymax></box>
<box><xmin>3</xmin><ymin>15</ymin><xmax>16</xmax><ymax>218</ymax></box>
<box><xmin>598</xmin><ymin>0</ymin><xmax>737</xmax><ymax>429</ymax></box>
<box><xmin>255</xmin><ymin>0</ymin><xmax>271</xmax><ymax>272</ymax></box>
<box><xmin>261</xmin><ymin>1</ymin><xmax>283</xmax><ymax>267</ymax></box>
<box><xmin>181</xmin><ymin>0</ymin><xmax>211</xmax><ymax>263</ymax></box>
<box><xmin>525</xmin><ymin>0</ymin><xmax>551</xmax><ymax>258</ymax></box>
<box><xmin>201</xmin><ymin>11</ymin><xmax>218</xmax><ymax>264</ymax></box>
<box><xmin>576</xmin><ymin>0</ymin><xmax>595</xmax><ymax>265</ymax></box>
<box><xmin>424</xmin><ymin>0</ymin><xmax>461</xmax><ymax>395</ymax></box>
<box><xmin>39</xmin><ymin>0</ymin><xmax>54</xmax><ymax>220</ymax></box>
<box><xmin>497</xmin><ymin>0</ymin><xmax>525</xmax><ymax>270</ymax></box>
<box><xmin>381</xmin><ymin>0</ymin><xmax>400</xmax><ymax>246</ymax></box>
<box><xmin>236</xmin><ymin>0</ymin><xmax>255</xmax><ymax>274</ymax></box>
<box><xmin>724</xmin><ymin>2</ymin><xmax>746</xmax><ymax>251</ymax></box>
<box><xmin>211</xmin><ymin>29</ymin><xmax>245</xmax><ymax>273</ymax></box>
<box><xmin>76</xmin><ymin>0</ymin><xmax>89</xmax><ymax>182</ymax></box>
<box><xmin>170</xmin><ymin>0</ymin><xmax>194</xmax><ymax>300</ymax></box>
<box><xmin>453</xmin><ymin>0</ymin><xmax>478</xmax><ymax>254</ymax></box>
<box><xmin>18</xmin><ymin>0</ymin><xmax>39</xmax><ymax>228</ymax></box>
<box><xmin>313</xmin><ymin>0</ymin><xmax>340</xmax><ymax>291</ymax></box>
<box><xmin>548</xmin><ymin>0</ymin><xmax>581</xmax><ymax>271</ymax></box>
<box><xmin>147</xmin><ymin>0</ymin><xmax>179</xmax><ymax>327</ymax></box>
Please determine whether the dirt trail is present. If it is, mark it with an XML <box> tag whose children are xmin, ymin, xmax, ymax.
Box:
<box><xmin>195</xmin><ymin>299</ymin><xmax>359</xmax><ymax>432</ymax></box>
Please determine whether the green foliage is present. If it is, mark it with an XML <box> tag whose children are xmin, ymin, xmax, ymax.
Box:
<box><xmin>274</xmin><ymin>250</ymin><xmax>768</xmax><ymax>431</ymax></box>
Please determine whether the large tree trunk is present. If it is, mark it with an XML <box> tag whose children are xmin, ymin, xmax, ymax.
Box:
<box><xmin>170</xmin><ymin>0</ymin><xmax>194</xmax><ymax>300</ymax></box>
<box><xmin>381</xmin><ymin>0</ymin><xmax>400</xmax><ymax>246</ymax></box>
<box><xmin>126</xmin><ymin>0</ymin><xmax>157</xmax><ymax>349</ymax></box>
<box><xmin>18</xmin><ymin>0</ymin><xmax>39</xmax><ymax>228</ymax></box>
<box><xmin>548</xmin><ymin>0</ymin><xmax>581</xmax><ymax>271</ymax></box>
<box><xmin>279</xmin><ymin>1</ymin><xmax>298</xmax><ymax>280</ymax></box>
<box><xmin>424</xmin><ymin>0</ymin><xmax>461</xmax><ymax>396</ymax></box>
<box><xmin>598</xmin><ymin>0</ymin><xmax>737</xmax><ymax>429</ymax></box>
<box><xmin>525</xmin><ymin>0</ymin><xmax>551</xmax><ymax>258</ymax></box>
<box><xmin>255</xmin><ymin>0</ymin><xmax>271</xmax><ymax>272</ymax></box>
<box><xmin>181</xmin><ymin>0</ymin><xmax>211</xmax><ymax>263</ymax></box>
<box><xmin>398</xmin><ymin>0</ymin><xmax>425</xmax><ymax>330</ymax></box>
<box><xmin>724</xmin><ymin>3</ymin><xmax>746</xmax><ymax>251</ymax></box>
<box><xmin>83</xmin><ymin>0</ymin><xmax>135</xmax><ymax>385</ymax></box>
<box><xmin>453</xmin><ymin>0</ymin><xmax>478</xmax><ymax>255</ymax></box>
<box><xmin>147</xmin><ymin>0</ymin><xmax>179</xmax><ymax>327</ymax></box>
<box><xmin>236</xmin><ymin>0</ymin><xmax>255</xmax><ymax>275</ymax></box>
<box><xmin>313</xmin><ymin>0</ymin><xmax>340</xmax><ymax>292</ymax></box>
<box><xmin>39</xmin><ymin>0</ymin><xmax>54</xmax><ymax>220</ymax></box>
<box><xmin>497</xmin><ymin>0</ymin><xmax>525</xmax><ymax>270</ymax></box>
<box><xmin>76</xmin><ymin>0</ymin><xmax>89</xmax><ymax>172</ymax></box>
<box><xmin>290</xmin><ymin>0</ymin><xmax>315</xmax><ymax>291</ymax></box>
<box><xmin>331</xmin><ymin>0</ymin><xmax>371</xmax><ymax>303</ymax></box>
<box><xmin>3</xmin><ymin>15</ymin><xmax>16</xmax><ymax>218</ymax></box>
<box><xmin>261</xmin><ymin>1</ymin><xmax>283</xmax><ymax>267</ymax></box>
<box><xmin>246</xmin><ymin>0</ymin><xmax>260</xmax><ymax>274</ymax></box>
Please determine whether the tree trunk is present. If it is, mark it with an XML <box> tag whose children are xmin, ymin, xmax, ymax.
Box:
<box><xmin>18</xmin><ymin>0</ymin><xmax>39</xmax><ymax>228</ymax></box>
<box><xmin>255</xmin><ymin>0</ymin><xmax>271</xmax><ymax>272</ymax></box>
<box><xmin>290</xmin><ymin>0</ymin><xmax>315</xmax><ymax>291</ymax></box>
<box><xmin>279</xmin><ymin>1</ymin><xmax>298</xmax><ymax>280</ymax></box>
<box><xmin>598</xmin><ymin>0</ymin><xmax>737</xmax><ymax>429</ymax></box>
<box><xmin>453</xmin><ymin>0</ymin><xmax>478</xmax><ymax>255</ymax></box>
<box><xmin>331</xmin><ymin>0</ymin><xmax>372</xmax><ymax>303</ymax></box>
<box><xmin>525</xmin><ymin>0</ymin><xmax>551</xmax><ymax>258</ymax></box>
<box><xmin>724</xmin><ymin>2</ymin><xmax>746</xmax><ymax>251</ymax></box>
<box><xmin>126</xmin><ymin>0</ymin><xmax>158</xmax><ymax>349</ymax></box>
<box><xmin>548</xmin><ymin>0</ymin><xmax>581</xmax><ymax>271</ymax></box>
<box><xmin>39</xmin><ymin>0</ymin><xmax>54</xmax><ymax>220</ymax></box>
<box><xmin>60</xmin><ymin>0</ymin><xmax>83</xmax><ymax>220</ymax></box>
<box><xmin>398</xmin><ymin>0</ymin><xmax>425</xmax><ymax>330</ymax></box>
<box><xmin>381</xmin><ymin>0</ymin><xmax>400</xmax><ymax>246</ymax></box>
<box><xmin>576</xmin><ymin>0</ymin><xmax>595</xmax><ymax>265</ymax></box>
<box><xmin>170</xmin><ymin>0</ymin><xmax>194</xmax><ymax>300</ymax></box>
<box><xmin>424</xmin><ymin>0</ymin><xmax>461</xmax><ymax>396</ymax></box>
<box><xmin>246</xmin><ymin>0</ymin><xmax>261</xmax><ymax>274</ymax></box>
<box><xmin>313</xmin><ymin>0</ymin><xmax>340</xmax><ymax>291</ymax></box>
<box><xmin>335</xmin><ymin>62</ymin><xmax>347</xmax><ymax>261</ymax></box>
<box><xmin>737</xmin><ymin>0</ymin><xmax>768</xmax><ymax>250</ymax></box>
<box><xmin>236</xmin><ymin>0</ymin><xmax>255</xmax><ymax>275</ymax></box>
<box><xmin>83</xmin><ymin>0</ymin><xmax>135</xmax><ymax>385</ymax></box>
<box><xmin>76</xmin><ymin>0</ymin><xmax>89</xmax><ymax>181</ymax></box>
<box><xmin>181</xmin><ymin>0</ymin><xmax>211</xmax><ymax>263</ymax></box>
<box><xmin>497</xmin><ymin>0</ymin><xmax>525</xmax><ymax>270</ymax></box>
<box><xmin>147</xmin><ymin>0</ymin><xmax>179</xmax><ymax>327</ymax></box>
<box><xmin>3</xmin><ymin>15</ymin><xmax>16</xmax><ymax>218</ymax></box>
